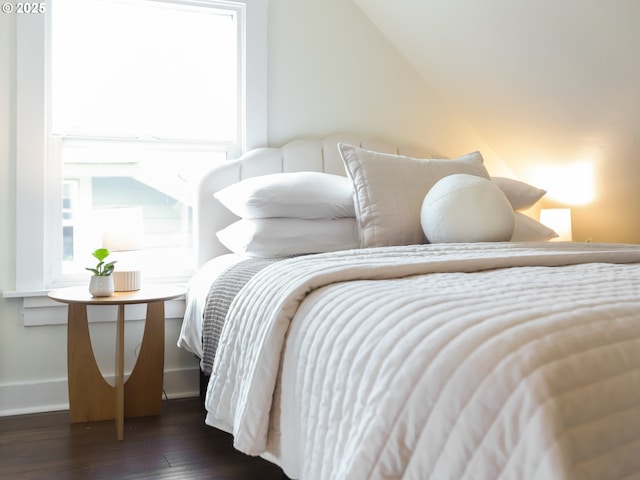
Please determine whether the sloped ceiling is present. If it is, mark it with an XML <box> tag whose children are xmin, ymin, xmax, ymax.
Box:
<box><xmin>353</xmin><ymin>0</ymin><xmax>640</xmax><ymax>242</ymax></box>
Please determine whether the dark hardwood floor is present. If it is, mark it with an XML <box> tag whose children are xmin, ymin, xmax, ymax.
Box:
<box><xmin>0</xmin><ymin>397</ymin><xmax>286</xmax><ymax>480</ymax></box>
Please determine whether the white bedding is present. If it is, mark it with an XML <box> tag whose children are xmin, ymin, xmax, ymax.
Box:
<box><xmin>204</xmin><ymin>242</ymin><xmax>640</xmax><ymax>479</ymax></box>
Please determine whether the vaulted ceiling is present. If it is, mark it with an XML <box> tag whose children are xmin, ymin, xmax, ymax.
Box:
<box><xmin>353</xmin><ymin>0</ymin><xmax>640</xmax><ymax>242</ymax></box>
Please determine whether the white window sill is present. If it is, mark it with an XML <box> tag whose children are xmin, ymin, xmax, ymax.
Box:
<box><xmin>3</xmin><ymin>288</ymin><xmax>186</xmax><ymax>326</ymax></box>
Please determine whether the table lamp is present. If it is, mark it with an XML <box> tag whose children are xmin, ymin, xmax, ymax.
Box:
<box><xmin>539</xmin><ymin>208</ymin><xmax>573</xmax><ymax>242</ymax></box>
<box><xmin>101</xmin><ymin>206</ymin><xmax>144</xmax><ymax>291</ymax></box>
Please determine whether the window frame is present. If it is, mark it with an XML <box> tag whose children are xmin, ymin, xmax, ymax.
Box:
<box><xmin>13</xmin><ymin>0</ymin><xmax>267</xmax><ymax>297</ymax></box>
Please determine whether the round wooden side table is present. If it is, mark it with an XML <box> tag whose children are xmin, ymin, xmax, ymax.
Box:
<box><xmin>48</xmin><ymin>284</ymin><xmax>185</xmax><ymax>440</ymax></box>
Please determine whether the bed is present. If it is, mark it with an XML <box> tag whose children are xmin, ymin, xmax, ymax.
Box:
<box><xmin>178</xmin><ymin>134</ymin><xmax>640</xmax><ymax>480</ymax></box>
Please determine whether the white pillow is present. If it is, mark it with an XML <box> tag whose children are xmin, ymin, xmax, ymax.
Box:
<box><xmin>510</xmin><ymin>212</ymin><xmax>558</xmax><ymax>241</ymax></box>
<box><xmin>339</xmin><ymin>143</ymin><xmax>491</xmax><ymax>248</ymax></box>
<box><xmin>216</xmin><ymin>218</ymin><xmax>360</xmax><ymax>257</ymax></box>
<box><xmin>420</xmin><ymin>174</ymin><xmax>515</xmax><ymax>243</ymax></box>
<box><xmin>491</xmin><ymin>176</ymin><xmax>546</xmax><ymax>211</ymax></box>
<box><xmin>214</xmin><ymin>172</ymin><xmax>355</xmax><ymax>219</ymax></box>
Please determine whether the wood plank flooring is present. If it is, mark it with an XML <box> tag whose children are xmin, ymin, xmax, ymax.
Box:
<box><xmin>0</xmin><ymin>397</ymin><xmax>286</xmax><ymax>480</ymax></box>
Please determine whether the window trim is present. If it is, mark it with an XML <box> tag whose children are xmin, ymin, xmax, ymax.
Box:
<box><xmin>10</xmin><ymin>0</ymin><xmax>267</xmax><ymax>323</ymax></box>
<box><xmin>15</xmin><ymin>10</ymin><xmax>47</xmax><ymax>293</ymax></box>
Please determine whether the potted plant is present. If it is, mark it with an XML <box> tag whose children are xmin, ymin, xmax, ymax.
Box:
<box><xmin>86</xmin><ymin>248</ymin><xmax>117</xmax><ymax>297</ymax></box>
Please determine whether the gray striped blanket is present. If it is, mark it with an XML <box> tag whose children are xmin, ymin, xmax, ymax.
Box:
<box><xmin>200</xmin><ymin>256</ymin><xmax>286</xmax><ymax>374</ymax></box>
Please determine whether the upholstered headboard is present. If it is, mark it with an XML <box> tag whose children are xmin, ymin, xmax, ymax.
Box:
<box><xmin>195</xmin><ymin>133</ymin><xmax>436</xmax><ymax>266</ymax></box>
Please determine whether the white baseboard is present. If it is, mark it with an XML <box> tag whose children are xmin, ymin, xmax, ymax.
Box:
<box><xmin>0</xmin><ymin>367</ymin><xmax>200</xmax><ymax>417</ymax></box>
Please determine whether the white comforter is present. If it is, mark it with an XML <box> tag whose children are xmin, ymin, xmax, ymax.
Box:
<box><xmin>205</xmin><ymin>242</ymin><xmax>640</xmax><ymax>479</ymax></box>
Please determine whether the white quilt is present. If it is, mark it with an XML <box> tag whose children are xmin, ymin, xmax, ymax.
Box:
<box><xmin>204</xmin><ymin>242</ymin><xmax>640</xmax><ymax>479</ymax></box>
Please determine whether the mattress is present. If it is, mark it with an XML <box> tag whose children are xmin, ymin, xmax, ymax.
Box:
<box><xmin>203</xmin><ymin>241</ymin><xmax>640</xmax><ymax>480</ymax></box>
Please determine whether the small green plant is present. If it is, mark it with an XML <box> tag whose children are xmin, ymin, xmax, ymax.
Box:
<box><xmin>86</xmin><ymin>248</ymin><xmax>117</xmax><ymax>276</ymax></box>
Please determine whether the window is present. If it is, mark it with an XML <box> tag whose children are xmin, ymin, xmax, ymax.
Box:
<box><xmin>15</xmin><ymin>0</ymin><xmax>266</xmax><ymax>296</ymax></box>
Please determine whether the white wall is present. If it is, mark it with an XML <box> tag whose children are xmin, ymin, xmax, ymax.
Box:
<box><xmin>266</xmin><ymin>0</ymin><xmax>512</xmax><ymax>177</ymax></box>
<box><xmin>0</xmin><ymin>0</ymin><xmax>513</xmax><ymax>416</ymax></box>
<box><xmin>353</xmin><ymin>0</ymin><xmax>640</xmax><ymax>243</ymax></box>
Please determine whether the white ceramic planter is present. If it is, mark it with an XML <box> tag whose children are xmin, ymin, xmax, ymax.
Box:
<box><xmin>88</xmin><ymin>275</ymin><xmax>115</xmax><ymax>297</ymax></box>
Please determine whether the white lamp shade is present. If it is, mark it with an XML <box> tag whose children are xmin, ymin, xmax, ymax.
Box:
<box><xmin>540</xmin><ymin>208</ymin><xmax>573</xmax><ymax>241</ymax></box>
<box><xmin>100</xmin><ymin>207</ymin><xmax>144</xmax><ymax>252</ymax></box>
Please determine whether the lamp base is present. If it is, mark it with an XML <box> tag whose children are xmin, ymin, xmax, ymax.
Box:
<box><xmin>113</xmin><ymin>270</ymin><xmax>142</xmax><ymax>292</ymax></box>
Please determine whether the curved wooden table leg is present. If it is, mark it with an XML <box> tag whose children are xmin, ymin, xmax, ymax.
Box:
<box><xmin>124</xmin><ymin>300</ymin><xmax>165</xmax><ymax>417</ymax></box>
<box><xmin>67</xmin><ymin>301</ymin><xmax>165</xmax><ymax>440</ymax></box>
<box><xmin>115</xmin><ymin>304</ymin><xmax>125</xmax><ymax>440</ymax></box>
<box><xmin>67</xmin><ymin>304</ymin><xmax>115</xmax><ymax>423</ymax></box>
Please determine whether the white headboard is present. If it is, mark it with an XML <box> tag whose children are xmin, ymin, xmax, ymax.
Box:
<box><xmin>195</xmin><ymin>133</ymin><xmax>436</xmax><ymax>266</ymax></box>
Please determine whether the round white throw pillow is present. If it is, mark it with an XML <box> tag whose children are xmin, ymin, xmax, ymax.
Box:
<box><xmin>421</xmin><ymin>174</ymin><xmax>515</xmax><ymax>243</ymax></box>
